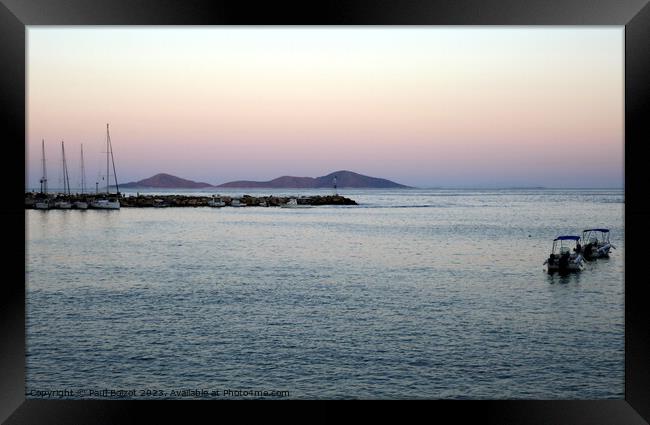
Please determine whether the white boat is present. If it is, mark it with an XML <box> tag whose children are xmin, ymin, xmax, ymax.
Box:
<box><xmin>73</xmin><ymin>201</ymin><xmax>88</xmax><ymax>210</ymax></box>
<box><xmin>543</xmin><ymin>236</ymin><xmax>585</xmax><ymax>273</ymax></box>
<box><xmin>258</xmin><ymin>200</ymin><xmax>268</xmax><ymax>207</ymax></box>
<box><xmin>153</xmin><ymin>199</ymin><xmax>169</xmax><ymax>208</ymax></box>
<box><xmin>230</xmin><ymin>199</ymin><xmax>245</xmax><ymax>207</ymax></box>
<box><xmin>208</xmin><ymin>196</ymin><xmax>225</xmax><ymax>207</ymax></box>
<box><xmin>34</xmin><ymin>201</ymin><xmax>50</xmax><ymax>210</ymax></box>
<box><xmin>54</xmin><ymin>200</ymin><xmax>72</xmax><ymax>209</ymax></box>
<box><xmin>52</xmin><ymin>140</ymin><xmax>73</xmax><ymax>210</ymax></box>
<box><xmin>280</xmin><ymin>198</ymin><xmax>310</xmax><ymax>208</ymax></box>
<box><xmin>581</xmin><ymin>228</ymin><xmax>614</xmax><ymax>259</ymax></box>
<box><xmin>91</xmin><ymin>124</ymin><xmax>121</xmax><ymax>210</ymax></box>
<box><xmin>90</xmin><ymin>199</ymin><xmax>120</xmax><ymax>209</ymax></box>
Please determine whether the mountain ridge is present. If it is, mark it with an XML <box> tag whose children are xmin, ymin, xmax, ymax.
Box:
<box><xmin>217</xmin><ymin>170</ymin><xmax>412</xmax><ymax>188</ymax></box>
<box><xmin>119</xmin><ymin>173</ymin><xmax>213</xmax><ymax>189</ymax></box>
<box><xmin>119</xmin><ymin>170</ymin><xmax>412</xmax><ymax>189</ymax></box>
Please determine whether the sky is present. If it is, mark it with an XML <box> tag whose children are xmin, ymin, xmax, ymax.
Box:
<box><xmin>27</xmin><ymin>27</ymin><xmax>624</xmax><ymax>189</ymax></box>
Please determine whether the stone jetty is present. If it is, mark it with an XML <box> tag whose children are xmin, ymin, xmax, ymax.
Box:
<box><xmin>24</xmin><ymin>192</ymin><xmax>357</xmax><ymax>208</ymax></box>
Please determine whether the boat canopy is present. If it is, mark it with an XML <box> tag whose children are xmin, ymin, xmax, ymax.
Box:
<box><xmin>583</xmin><ymin>228</ymin><xmax>609</xmax><ymax>233</ymax></box>
<box><xmin>554</xmin><ymin>236</ymin><xmax>581</xmax><ymax>241</ymax></box>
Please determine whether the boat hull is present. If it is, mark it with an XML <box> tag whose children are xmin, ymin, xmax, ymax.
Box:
<box><xmin>544</xmin><ymin>254</ymin><xmax>585</xmax><ymax>273</ymax></box>
<box><xmin>582</xmin><ymin>243</ymin><xmax>612</xmax><ymax>260</ymax></box>
<box><xmin>595</xmin><ymin>244</ymin><xmax>611</xmax><ymax>258</ymax></box>
<box><xmin>546</xmin><ymin>262</ymin><xmax>585</xmax><ymax>273</ymax></box>
<box><xmin>90</xmin><ymin>200</ymin><xmax>120</xmax><ymax>209</ymax></box>
<box><xmin>281</xmin><ymin>199</ymin><xmax>311</xmax><ymax>208</ymax></box>
<box><xmin>54</xmin><ymin>201</ymin><xmax>72</xmax><ymax>209</ymax></box>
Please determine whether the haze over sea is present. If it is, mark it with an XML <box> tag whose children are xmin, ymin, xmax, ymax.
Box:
<box><xmin>26</xmin><ymin>188</ymin><xmax>624</xmax><ymax>399</ymax></box>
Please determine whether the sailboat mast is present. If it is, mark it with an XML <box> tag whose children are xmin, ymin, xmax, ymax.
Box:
<box><xmin>61</xmin><ymin>141</ymin><xmax>65</xmax><ymax>194</ymax></box>
<box><xmin>40</xmin><ymin>139</ymin><xmax>48</xmax><ymax>194</ymax></box>
<box><xmin>106</xmin><ymin>124</ymin><xmax>110</xmax><ymax>194</ymax></box>
<box><xmin>107</xmin><ymin>123</ymin><xmax>119</xmax><ymax>195</ymax></box>
<box><xmin>61</xmin><ymin>141</ymin><xmax>71</xmax><ymax>195</ymax></box>
<box><xmin>80</xmin><ymin>144</ymin><xmax>86</xmax><ymax>194</ymax></box>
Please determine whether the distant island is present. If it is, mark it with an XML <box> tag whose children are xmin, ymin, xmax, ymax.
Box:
<box><xmin>118</xmin><ymin>170</ymin><xmax>412</xmax><ymax>189</ymax></box>
<box><xmin>217</xmin><ymin>171</ymin><xmax>412</xmax><ymax>189</ymax></box>
<box><xmin>120</xmin><ymin>173</ymin><xmax>213</xmax><ymax>189</ymax></box>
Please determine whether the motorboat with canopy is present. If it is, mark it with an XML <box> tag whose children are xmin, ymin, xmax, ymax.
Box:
<box><xmin>581</xmin><ymin>228</ymin><xmax>614</xmax><ymax>259</ymax></box>
<box><xmin>543</xmin><ymin>235</ymin><xmax>585</xmax><ymax>273</ymax></box>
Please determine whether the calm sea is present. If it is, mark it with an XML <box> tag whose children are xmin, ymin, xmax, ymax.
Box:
<box><xmin>25</xmin><ymin>188</ymin><xmax>624</xmax><ymax>399</ymax></box>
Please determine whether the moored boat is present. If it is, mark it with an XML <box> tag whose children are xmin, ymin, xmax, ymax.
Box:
<box><xmin>39</xmin><ymin>139</ymin><xmax>49</xmax><ymax>199</ymax></box>
<box><xmin>90</xmin><ymin>198</ymin><xmax>120</xmax><ymax>209</ymax></box>
<box><xmin>91</xmin><ymin>123</ymin><xmax>120</xmax><ymax>210</ymax></box>
<box><xmin>581</xmin><ymin>228</ymin><xmax>614</xmax><ymax>259</ymax></box>
<box><xmin>54</xmin><ymin>200</ymin><xmax>72</xmax><ymax>209</ymax></box>
<box><xmin>544</xmin><ymin>235</ymin><xmax>585</xmax><ymax>273</ymax></box>
<box><xmin>208</xmin><ymin>196</ymin><xmax>225</xmax><ymax>207</ymax></box>
<box><xmin>74</xmin><ymin>143</ymin><xmax>88</xmax><ymax>209</ymax></box>
<box><xmin>280</xmin><ymin>198</ymin><xmax>311</xmax><ymax>208</ymax></box>
<box><xmin>34</xmin><ymin>200</ymin><xmax>50</xmax><ymax>210</ymax></box>
<box><xmin>52</xmin><ymin>141</ymin><xmax>73</xmax><ymax>209</ymax></box>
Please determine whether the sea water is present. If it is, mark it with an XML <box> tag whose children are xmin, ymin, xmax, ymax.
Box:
<box><xmin>25</xmin><ymin>188</ymin><xmax>624</xmax><ymax>399</ymax></box>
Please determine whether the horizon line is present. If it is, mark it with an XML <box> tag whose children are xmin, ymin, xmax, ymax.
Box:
<box><xmin>25</xmin><ymin>185</ymin><xmax>625</xmax><ymax>191</ymax></box>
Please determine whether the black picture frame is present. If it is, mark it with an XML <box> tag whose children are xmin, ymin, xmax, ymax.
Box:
<box><xmin>2</xmin><ymin>0</ymin><xmax>649</xmax><ymax>423</ymax></box>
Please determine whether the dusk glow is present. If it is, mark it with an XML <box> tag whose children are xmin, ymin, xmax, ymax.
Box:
<box><xmin>27</xmin><ymin>27</ymin><xmax>623</xmax><ymax>188</ymax></box>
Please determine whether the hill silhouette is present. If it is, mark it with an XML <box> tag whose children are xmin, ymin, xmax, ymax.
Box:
<box><xmin>119</xmin><ymin>170</ymin><xmax>412</xmax><ymax>189</ymax></box>
<box><xmin>120</xmin><ymin>173</ymin><xmax>213</xmax><ymax>188</ymax></box>
<box><xmin>217</xmin><ymin>170</ymin><xmax>411</xmax><ymax>189</ymax></box>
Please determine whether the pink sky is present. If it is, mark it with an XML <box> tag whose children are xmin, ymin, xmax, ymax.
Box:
<box><xmin>27</xmin><ymin>27</ymin><xmax>623</xmax><ymax>188</ymax></box>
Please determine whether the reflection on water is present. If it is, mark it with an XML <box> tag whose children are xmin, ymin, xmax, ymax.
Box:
<box><xmin>26</xmin><ymin>189</ymin><xmax>624</xmax><ymax>399</ymax></box>
<box><xmin>547</xmin><ymin>272</ymin><xmax>581</xmax><ymax>285</ymax></box>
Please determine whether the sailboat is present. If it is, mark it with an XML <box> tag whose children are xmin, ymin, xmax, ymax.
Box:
<box><xmin>90</xmin><ymin>124</ymin><xmax>120</xmax><ymax>210</ymax></box>
<box><xmin>73</xmin><ymin>143</ymin><xmax>88</xmax><ymax>209</ymax></box>
<box><xmin>35</xmin><ymin>139</ymin><xmax>50</xmax><ymax>210</ymax></box>
<box><xmin>54</xmin><ymin>141</ymin><xmax>72</xmax><ymax>209</ymax></box>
